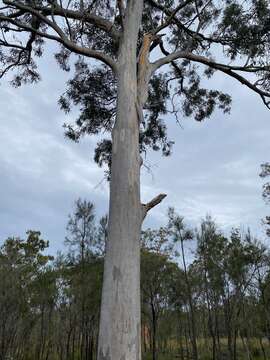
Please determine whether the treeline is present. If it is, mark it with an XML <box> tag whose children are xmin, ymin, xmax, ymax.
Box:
<box><xmin>1</xmin><ymin>199</ymin><xmax>270</xmax><ymax>360</ymax></box>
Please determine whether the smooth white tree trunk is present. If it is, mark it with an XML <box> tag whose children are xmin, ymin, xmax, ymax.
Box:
<box><xmin>97</xmin><ymin>2</ymin><xmax>144</xmax><ymax>360</ymax></box>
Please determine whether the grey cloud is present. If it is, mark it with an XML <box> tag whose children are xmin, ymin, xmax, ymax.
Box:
<box><xmin>0</xmin><ymin>75</ymin><xmax>109</xmax><ymax>251</ymax></box>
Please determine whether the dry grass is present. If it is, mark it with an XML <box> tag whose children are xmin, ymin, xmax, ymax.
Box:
<box><xmin>142</xmin><ymin>337</ymin><xmax>270</xmax><ymax>360</ymax></box>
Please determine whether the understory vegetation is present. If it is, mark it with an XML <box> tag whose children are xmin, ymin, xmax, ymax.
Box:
<box><xmin>1</xmin><ymin>199</ymin><xmax>270</xmax><ymax>360</ymax></box>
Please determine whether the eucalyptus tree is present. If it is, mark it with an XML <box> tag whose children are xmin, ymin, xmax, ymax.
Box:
<box><xmin>1</xmin><ymin>1</ymin><xmax>270</xmax><ymax>359</ymax></box>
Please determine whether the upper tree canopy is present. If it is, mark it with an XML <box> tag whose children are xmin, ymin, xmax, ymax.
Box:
<box><xmin>1</xmin><ymin>0</ymin><xmax>270</xmax><ymax>172</ymax></box>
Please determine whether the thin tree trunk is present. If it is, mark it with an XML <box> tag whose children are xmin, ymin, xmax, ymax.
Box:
<box><xmin>180</xmin><ymin>238</ymin><xmax>198</xmax><ymax>360</ymax></box>
<box><xmin>259</xmin><ymin>337</ymin><xmax>267</xmax><ymax>360</ymax></box>
<box><xmin>178</xmin><ymin>320</ymin><xmax>185</xmax><ymax>360</ymax></box>
<box><xmin>97</xmin><ymin>2</ymin><xmax>144</xmax><ymax>360</ymax></box>
<box><xmin>227</xmin><ymin>327</ymin><xmax>234</xmax><ymax>360</ymax></box>
<box><xmin>66</xmin><ymin>327</ymin><xmax>72</xmax><ymax>360</ymax></box>
<box><xmin>224</xmin><ymin>298</ymin><xmax>234</xmax><ymax>360</ymax></box>
<box><xmin>214</xmin><ymin>303</ymin><xmax>221</xmax><ymax>359</ymax></box>
<box><xmin>151</xmin><ymin>303</ymin><xmax>157</xmax><ymax>360</ymax></box>
<box><xmin>184</xmin><ymin>323</ymin><xmax>190</xmax><ymax>360</ymax></box>
<box><xmin>72</xmin><ymin>329</ymin><xmax>75</xmax><ymax>360</ymax></box>
<box><xmin>240</xmin><ymin>334</ymin><xmax>252</xmax><ymax>360</ymax></box>
<box><xmin>204</xmin><ymin>274</ymin><xmax>216</xmax><ymax>360</ymax></box>
<box><xmin>142</xmin><ymin>321</ymin><xmax>148</xmax><ymax>354</ymax></box>
<box><xmin>233</xmin><ymin>328</ymin><xmax>237</xmax><ymax>360</ymax></box>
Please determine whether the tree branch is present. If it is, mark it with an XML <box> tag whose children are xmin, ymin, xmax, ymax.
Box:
<box><xmin>154</xmin><ymin>49</ymin><xmax>270</xmax><ymax>73</ymax></box>
<box><xmin>116</xmin><ymin>0</ymin><xmax>125</xmax><ymax>28</ymax></box>
<box><xmin>147</xmin><ymin>0</ymin><xmax>232</xmax><ymax>47</ymax></box>
<box><xmin>0</xmin><ymin>11</ymin><xmax>118</xmax><ymax>71</ymax></box>
<box><xmin>152</xmin><ymin>0</ymin><xmax>193</xmax><ymax>34</ymax></box>
<box><xmin>3</xmin><ymin>0</ymin><xmax>120</xmax><ymax>41</ymax></box>
<box><xmin>152</xmin><ymin>49</ymin><xmax>270</xmax><ymax>109</ymax></box>
<box><xmin>142</xmin><ymin>193</ymin><xmax>167</xmax><ymax>220</ymax></box>
<box><xmin>0</xmin><ymin>48</ymin><xmax>25</xmax><ymax>78</ymax></box>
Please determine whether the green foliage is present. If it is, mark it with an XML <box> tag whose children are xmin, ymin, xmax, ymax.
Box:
<box><xmin>0</xmin><ymin>230</ymin><xmax>54</xmax><ymax>360</ymax></box>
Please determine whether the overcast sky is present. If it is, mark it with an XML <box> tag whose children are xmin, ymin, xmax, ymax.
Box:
<box><xmin>0</xmin><ymin>52</ymin><xmax>269</xmax><ymax>253</ymax></box>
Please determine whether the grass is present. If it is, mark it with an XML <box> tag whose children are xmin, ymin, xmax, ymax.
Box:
<box><xmin>142</xmin><ymin>337</ymin><xmax>269</xmax><ymax>360</ymax></box>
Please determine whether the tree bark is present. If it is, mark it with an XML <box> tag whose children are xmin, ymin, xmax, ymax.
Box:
<box><xmin>97</xmin><ymin>2</ymin><xmax>144</xmax><ymax>360</ymax></box>
<box><xmin>151</xmin><ymin>302</ymin><xmax>157</xmax><ymax>360</ymax></box>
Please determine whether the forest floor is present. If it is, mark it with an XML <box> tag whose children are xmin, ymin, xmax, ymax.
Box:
<box><xmin>142</xmin><ymin>337</ymin><xmax>269</xmax><ymax>360</ymax></box>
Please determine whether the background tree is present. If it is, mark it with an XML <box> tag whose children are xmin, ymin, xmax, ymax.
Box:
<box><xmin>0</xmin><ymin>230</ymin><xmax>54</xmax><ymax>360</ymax></box>
<box><xmin>2</xmin><ymin>1</ymin><xmax>270</xmax><ymax>359</ymax></box>
<box><xmin>65</xmin><ymin>198</ymin><xmax>96</xmax><ymax>260</ymax></box>
<box><xmin>195</xmin><ymin>219</ymin><xmax>267</xmax><ymax>360</ymax></box>
<box><xmin>167</xmin><ymin>207</ymin><xmax>198</xmax><ymax>360</ymax></box>
<box><xmin>141</xmin><ymin>227</ymin><xmax>180</xmax><ymax>360</ymax></box>
<box><xmin>195</xmin><ymin>216</ymin><xmax>227</xmax><ymax>360</ymax></box>
<box><xmin>64</xmin><ymin>198</ymin><xmax>103</xmax><ymax>360</ymax></box>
